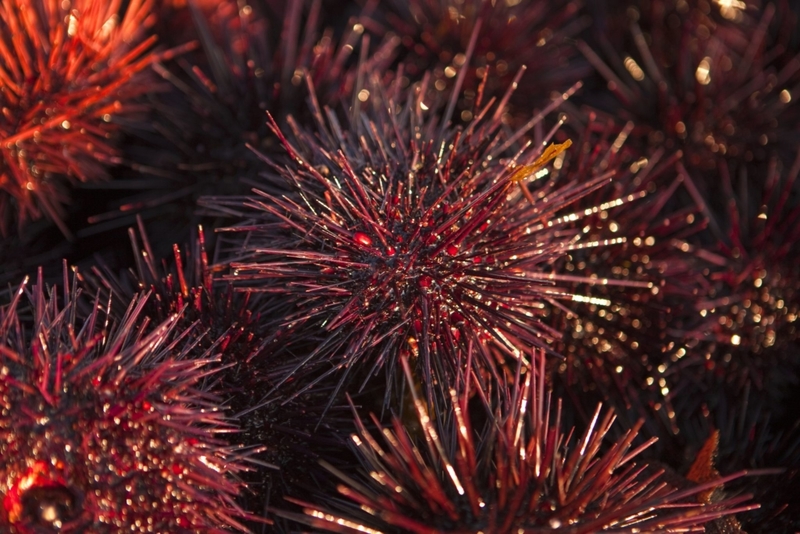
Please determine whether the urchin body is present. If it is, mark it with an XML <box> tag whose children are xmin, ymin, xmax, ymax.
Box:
<box><xmin>283</xmin><ymin>354</ymin><xmax>754</xmax><ymax>533</ymax></box>
<box><xmin>0</xmin><ymin>0</ymin><xmax>169</xmax><ymax>236</ymax></box>
<box><xmin>214</xmin><ymin>87</ymin><xmax>605</xmax><ymax>405</ymax></box>
<box><xmin>0</xmin><ymin>271</ymin><xmax>249</xmax><ymax>533</ymax></box>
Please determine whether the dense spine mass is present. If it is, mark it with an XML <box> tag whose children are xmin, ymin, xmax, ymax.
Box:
<box><xmin>0</xmin><ymin>0</ymin><xmax>175</xmax><ymax>237</ymax></box>
<box><xmin>77</xmin><ymin>220</ymin><xmax>350</xmax><ymax>528</ymax></box>
<box><xmin>0</xmin><ymin>1</ymin><xmax>798</xmax><ymax>531</ymax></box>
<box><xmin>206</xmin><ymin>76</ymin><xmax>647</xmax><ymax>411</ymax></box>
<box><xmin>283</xmin><ymin>353</ymin><xmax>756</xmax><ymax>533</ymax></box>
<box><xmin>87</xmin><ymin>0</ymin><xmax>395</xmax><ymax>239</ymax></box>
<box><xmin>370</xmin><ymin>0</ymin><xmax>589</xmax><ymax>116</ymax></box>
<box><xmin>0</xmin><ymin>268</ymin><xmax>250</xmax><ymax>532</ymax></box>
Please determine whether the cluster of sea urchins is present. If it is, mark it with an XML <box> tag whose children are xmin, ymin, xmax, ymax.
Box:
<box><xmin>1</xmin><ymin>0</ymin><xmax>800</xmax><ymax>532</ymax></box>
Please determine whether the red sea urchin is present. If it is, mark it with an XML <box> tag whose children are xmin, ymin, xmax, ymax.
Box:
<box><xmin>369</xmin><ymin>0</ymin><xmax>589</xmax><ymax>116</ymax></box>
<box><xmin>0</xmin><ymin>268</ymin><xmax>252</xmax><ymax>532</ymax></box>
<box><xmin>660</xmin><ymin>154</ymin><xmax>800</xmax><ymax>433</ymax></box>
<box><xmin>0</xmin><ymin>0</ymin><xmax>178</xmax><ymax>237</ymax></box>
<box><xmin>77</xmin><ymin>220</ymin><xmax>353</xmax><ymax>530</ymax></box>
<box><xmin>580</xmin><ymin>0</ymin><xmax>800</xmax><ymax>172</ymax></box>
<box><xmin>204</xmin><ymin>76</ymin><xmax>648</xmax><ymax>410</ymax></box>
<box><xmin>280</xmin><ymin>352</ymin><xmax>757</xmax><ymax>533</ymax></box>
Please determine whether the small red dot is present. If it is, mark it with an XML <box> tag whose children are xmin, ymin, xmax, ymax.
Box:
<box><xmin>354</xmin><ymin>232</ymin><xmax>372</xmax><ymax>247</ymax></box>
<box><xmin>446</xmin><ymin>244</ymin><xmax>459</xmax><ymax>256</ymax></box>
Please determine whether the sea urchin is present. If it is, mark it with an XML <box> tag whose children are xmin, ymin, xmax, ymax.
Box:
<box><xmin>206</xmin><ymin>76</ymin><xmax>645</xmax><ymax>410</ymax></box>
<box><xmin>0</xmin><ymin>267</ymin><xmax>251</xmax><ymax>533</ymax></box>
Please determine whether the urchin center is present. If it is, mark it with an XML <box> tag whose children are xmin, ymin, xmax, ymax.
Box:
<box><xmin>352</xmin><ymin>226</ymin><xmax>463</xmax><ymax>314</ymax></box>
